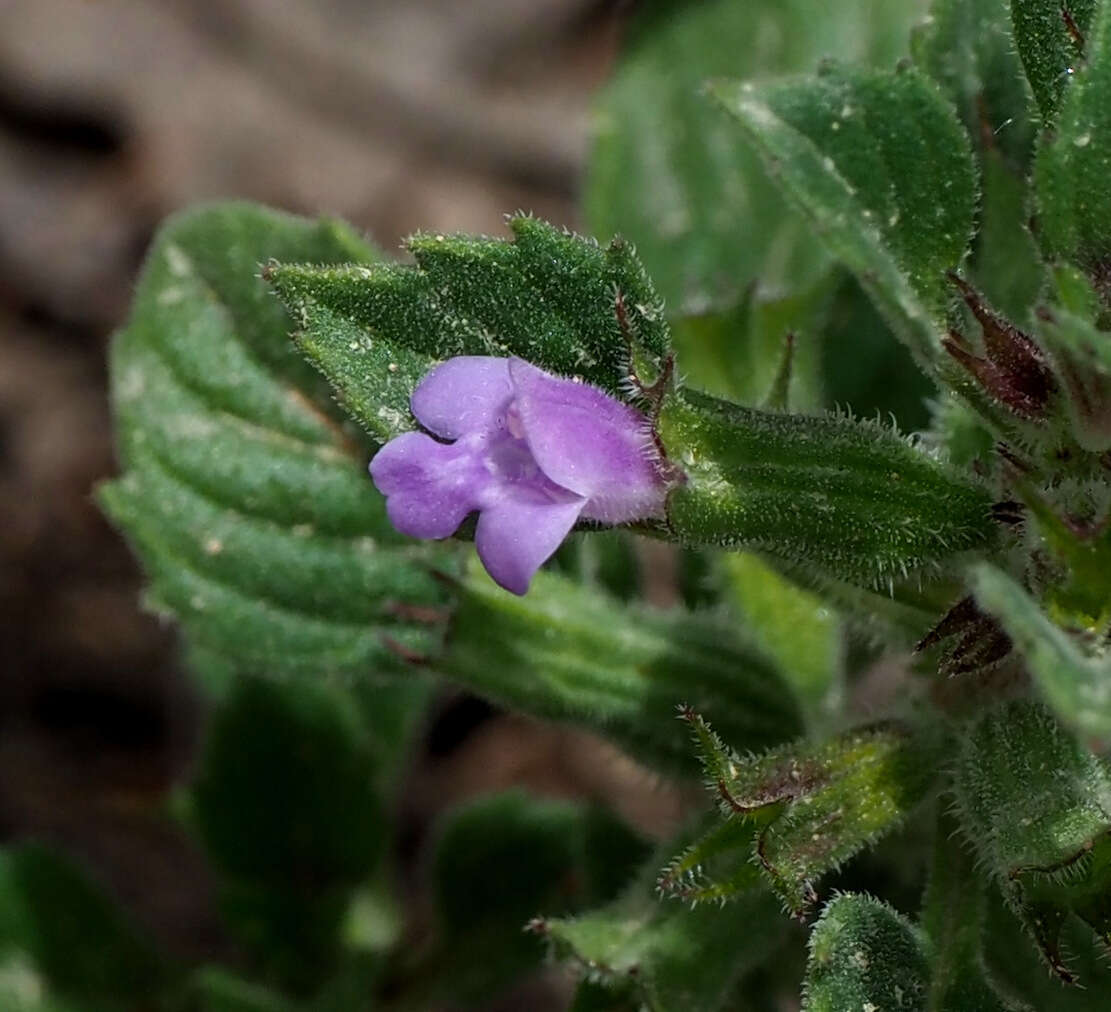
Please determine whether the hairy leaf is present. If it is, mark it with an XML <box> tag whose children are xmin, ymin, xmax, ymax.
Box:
<box><xmin>803</xmin><ymin>894</ymin><xmax>928</xmax><ymax>1012</ymax></box>
<box><xmin>437</xmin><ymin>561</ymin><xmax>803</xmax><ymax>777</ymax></box>
<box><xmin>546</xmin><ymin>833</ymin><xmax>784</xmax><ymax>1012</ymax></box>
<box><xmin>100</xmin><ymin>203</ymin><xmax>451</xmax><ymax>683</ymax></box>
<box><xmin>972</xmin><ymin>151</ymin><xmax>1046</xmax><ymax>321</ymax></box>
<box><xmin>658</xmin><ymin>387</ymin><xmax>999</xmax><ymax>588</ymax></box>
<box><xmin>1035</xmin><ymin>0</ymin><xmax>1111</xmax><ymax>280</ymax></box>
<box><xmin>267</xmin><ymin>216</ymin><xmax>670</xmax><ymax>441</ymax></box>
<box><xmin>586</xmin><ymin>0</ymin><xmax>923</xmax><ymax>312</ymax></box>
<box><xmin>711</xmin><ymin>62</ymin><xmax>977</xmax><ymax>367</ymax></box>
<box><xmin>684</xmin><ymin>712</ymin><xmax>944</xmax><ymax>914</ymax></box>
<box><xmin>983</xmin><ymin>895</ymin><xmax>1111</xmax><ymax>1009</ymax></box>
<box><xmin>914</xmin><ymin>0</ymin><xmax>1035</xmax><ymax>169</ymax></box>
<box><xmin>1012</xmin><ymin>0</ymin><xmax>1097</xmax><ymax>124</ymax></box>
<box><xmin>953</xmin><ymin>699</ymin><xmax>1111</xmax><ymax>979</ymax></box>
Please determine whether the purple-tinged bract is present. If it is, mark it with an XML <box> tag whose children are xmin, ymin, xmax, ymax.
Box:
<box><xmin>370</xmin><ymin>356</ymin><xmax>669</xmax><ymax>594</ymax></box>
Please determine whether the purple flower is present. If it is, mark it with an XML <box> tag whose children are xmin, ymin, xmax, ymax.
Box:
<box><xmin>369</xmin><ymin>356</ymin><xmax>670</xmax><ymax>594</ymax></box>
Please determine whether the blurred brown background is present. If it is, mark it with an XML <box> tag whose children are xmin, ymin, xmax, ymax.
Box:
<box><xmin>0</xmin><ymin>0</ymin><xmax>684</xmax><ymax>999</ymax></box>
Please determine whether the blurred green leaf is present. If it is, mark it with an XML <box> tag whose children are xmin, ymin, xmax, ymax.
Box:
<box><xmin>720</xmin><ymin>553</ymin><xmax>841</xmax><ymax>720</ymax></box>
<box><xmin>921</xmin><ymin>812</ymin><xmax>1027</xmax><ymax>1011</ymax></box>
<box><xmin>711</xmin><ymin>62</ymin><xmax>977</xmax><ymax>368</ymax></box>
<box><xmin>568</xmin><ymin>978</ymin><xmax>638</xmax><ymax>1012</ymax></box>
<box><xmin>972</xmin><ymin>151</ymin><xmax>1046</xmax><ymax>323</ymax></box>
<box><xmin>191</xmin><ymin>678</ymin><xmax>385</xmax><ymax>994</ymax></box>
<box><xmin>437</xmin><ymin>560</ymin><xmax>803</xmax><ymax>777</ymax></box>
<box><xmin>983</xmin><ymin>894</ymin><xmax>1111</xmax><ymax>1010</ymax></box>
<box><xmin>267</xmin><ymin>216</ymin><xmax>670</xmax><ymax>441</ymax></box>
<box><xmin>585</xmin><ymin>0</ymin><xmax>925</xmax><ymax>313</ymax></box>
<box><xmin>668</xmin><ymin>278</ymin><xmax>831</xmax><ymax>411</ymax></box>
<box><xmin>190</xmin><ymin>967</ymin><xmax>301</xmax><ymax>1012</ymax></box>
<box><xmin>802</xmin><ymin>894</ymin><xmax>928</xmax><ymax>1012</ymax></box>
<box><xmin>419</xmin><ymin>791</ymin><xmax>647</xmax><ymax>1005</ymax></box>
<box><xmin>972</xmin><ymin>564</ymin><xmax>1111</xmax><ymax>742</ymax></box>
<box><xmin>0</xmin><ymin>846</ymin><xmax>168</xmax><ymax>1007</ymax></box>
<box><xmin>193</xmin><ymin>678</ymin><xmax>384</xmax><ymax>884</ymax></box>
<box><xmin>100</xmin><ymin>203</ymin><xmax>450</xmax><ymax>684</ymax></box>
<box><xmin>821</xmin><ymin>275</ymin><xmax>936</xmax><ymax>429</ymax></box>
<box><xmin>1037</xmin><ymin>305</ymin><xmax>1111</xmax><ymax>450</ymax></box>
<box><xmin>0</xmin><ymin>952</ymin><xmax>81</xmax><ymax>1012</ymax></box>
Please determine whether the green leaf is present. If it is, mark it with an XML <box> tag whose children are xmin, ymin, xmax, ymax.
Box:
<box><xmin>1037</xmin><ymin>305</ymin><xmax>1111</xmax><ymax>450</ymax></box>
<box><xmin>917</xmin><ymin>0</ymin><xmax>1047</xmax><ymax>333</ymax></box>
<box><xmin>1004</xmin><ymin>476</ymin><xmax>1111</xmax><ymax>628</ymax></box>
<box><xmin>433</xmin><ymin>792</ymin><xmax>647</xmax><ymax>938</ymax></box>
<box><xmin>821</xmin><ymin>275</ymin><xmax>936</xmax><ymax>430</ymax></box>
<box><xmin>711</xmin><ymin>62</ymin><xmax>977</xmax><ymax>367</ymax></box>
<box><xmin>952</xmin><ymin>699</ymin><xmax>1111</xmax><ymax>979</ymax></box>
<box><xmin>971</xmin><ymin>565</ymin><xmax>1111</xmax><ymax>742</ymax></box>
<box><xmin>683</xmin><ymin>712</ymin><xmax>945</xmax><ymax>914</ymax></box>
<box><xmin>720</xmin><ymin>553</ymin><xmax>842</xmax><ymax>720</ymax></box>
<box><xmin>190</xmin><ymin>678</ymin><xmax>385</xmax><ymax>994</ymax></box>
<box><xmin>585</xmin><ymin>0</ymin><xmax>924</xmax><ymax>313</ymax></box>
<box><xmin>803</xmin><ymin>894</ymin><xmax>928</xmax><ymax>1012</ymax></box>
<box><xmin>971</xmin><ymin>151</ymin><xmax>1046</xmax><ymax>321</ymax></box>
<box><xmin>436</xmin><ymin>560</ymin><xmax>802</xmax><ymax>776</ymax></box>
<box><xmin>100</xmin><ymin>202</ymin><xmax>451</xmax><ymax>683</ymax></box>
<box><xmin>657</xmin><ymin>814</ymin><xmax>765</xmax><ymax>906</ymax></box>
<box><xmin>423</xmin><ymin>791</ymin><xmax>647</xmax><ymax>1005</ymax></box>
<box><xmin>668</xmin><ymin>277</ymin><xmax>833</xmax><ymax>411</ymax></box>
<box><xmin>983</xmin><ymin>894</ymin><xmax>1111</xmax><ymax>1010</ymax></box>
<box><xmin>1012</xmin><ymin>0</ymin><xmax>1097</xmax><ymax>124</ymax></box>
<box><xmin>552</xmin><ymin>529</ymin><xmax>643</xmax><ymax>603</ymax></box>
<box><xmin>267</xmin><ymin>216</ymin><xmax>670</xmax><ymax>442</ymax></box>
<box><xmin>192</xmin><ymin>677</ymin><xmax>384</xmax><ymax>885</ymax></box>
<box><xmin>954</xmin><ymin>699</ymin><xmax>1111</xmax><ymax>879</ymax></box>
<box><xmin>658</xmin><ymin>387</ymin><xmax>999</xmax><ymax>588</ymax></box>
<box><xmin>546</xmin><ymin>835</ymin><xmax>785</xmax><ymax>1012</ymax></box>
<box><xmin>0</xmin><ymin>953</ymin><xmax>79</xmax><ymax>1012</ymax></box>
<box><xmin>0</xmin><ymin>846</ymin><xmax>168</xmax><ymax>1005</ymax></box>
<box><xmin>1034</xmin><ymin>0</ymin><xmax>1111</xmax><ymax>277</ymax></box>
<box><xmin>568</xmin><ymin>979</ymin><xmax>638</xmax><ymax>1012</ymax></box>
<box><xmin>190</xmin><ymin>968</ymin><xmax>301</xmax><ymax>1012</ymax></box>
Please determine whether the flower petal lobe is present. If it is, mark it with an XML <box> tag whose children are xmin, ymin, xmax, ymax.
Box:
<box><xmin>475</xmin><ymin>492</ymin><xmax>585</xmax><ymax>594</ymax></box>
<box><xmin>369</xmin><ymin>431</ymin><xmax>480</xmax><ymax>539</ymax></box>
<box><xmin>410</xmin><ymin>356</ymin><xmax>513</xmax><ymax>439</ymax></box>
<box><xmin>508</xmin><ymin>357</ymin><xmax>665</xmax><ymax>523</ymax></box>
